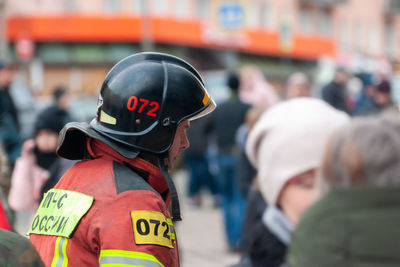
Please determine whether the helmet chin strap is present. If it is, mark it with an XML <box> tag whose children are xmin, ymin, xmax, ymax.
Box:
<box><xmin>158</xmin><ymin>156</ymin><xmax>182</xmax><ymax>222</ymax></box>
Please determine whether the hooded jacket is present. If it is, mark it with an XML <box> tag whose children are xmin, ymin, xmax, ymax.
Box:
<box><xmin>287</xmin><ymin>187</ymin><xmax>400</xmax><ymax>267</ymax></box>
<box><xmin>29</xmin><ymin>138</ymin><xmax>179</xmax><ymax>267</ymax></box>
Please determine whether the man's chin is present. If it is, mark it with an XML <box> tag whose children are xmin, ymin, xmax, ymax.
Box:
<box><xmin>167</xmin><ymin>160</ymin><xmax>173</xmax><ymax>171</ymax></box>
<box><xmin>167</xmin><ymin>157</ymin><xmax>178</xmax><ymax>170</ymax></box>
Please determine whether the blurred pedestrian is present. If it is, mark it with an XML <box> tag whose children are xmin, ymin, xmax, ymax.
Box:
<box><xmin>207</xmin><ymin>71</ymin><xmax>250</xmax><ymax>251</ymax></box>
<box><xmin>28</xmin><ymin>52</ymin><xmax>216</xmax><ymax>266</ymax></box>
<box><xmin>239</xmin><ymin>66</ymin><xmax>280</xmax><ymax>109</ymax></box>
<box><xmin>8</xmin><ymin>108</ymin><xmax>74</xmax><ymax>215</ymax></box>
<box><xmin>321</xmin><ymin>66</ymin><xmax>349</xmax><ymax>113</ymax></box>
<box><xmin>0</xmin><ymin>61</ymin><xmax>22</xmax><ymax>166</ymax></box>
<box><xmin>0</xmin><ymin>142</ymin><xmax>11</xmax><ymax>200</ymax></box>
<box><xmin>0</xmin><ymin>142</ymin><xmax>11</xmax><ymax>230</ymax></box>
<box><xmin>42</xmin><ymin>86</ymin><xmax>73</xmax><ymax>125</ymax></box>
<box><xmin>0</xmin><ymin>61</ymin><xmax>19</xmax><ymax>130</ymax></box>
<box><xmin>184</xmin><ymin>116</ymin><xmax>219</xmax><ymax>207</ymax></box>
<box><xmin>0</xmin><ymin>135</ymin><xmax>43</xmax><ymax>266</ymax></box>
<box><xmin>235</xmin><ymin>107</ymin><xmax>264</xmax><ymax>198</ymax></box>
<box><xmin>351</xmin><ymin>72</ymin><xmax>375</xmax><ymax>115</ymax></box>
<box><xmin>353</xmin><ymin>79</ymin><xmax>395</xmax><ymax>116</ymax></box>
<box><xmin>0</xmin><ymin>194</ymin><xmax>11</xmax><ymax>230</ymax></box>
<box><xmin>285</xmin><ymin>72</ymin><xmax>311</xmax><ymax>99</ymax></box>
<box><xmin>234</xmin><ymin>72</ymin><xmax>311</xmax><ymax>266</ymax></box>
<box><xmin>232</xmin><ymin>106</ymin><xmax>265</xmax><ymax>267</ymax></box>
<box><xmin>245</xmin><ymin>98</ymin><xmax>349</xmax><ymax>267</ymax></box>
<box><xmin>288</xmin><ymin>114</ymin><xmax>400</xmax><ymax>267</ymax></box>
<box><xmin>0</xmin><ymin>142</ymin><xmax>13</xmax><ymax>230</ymax></box>
<box><xmin>370</xmin><ymin>80</ymin><xmax>394</xmax><ymax>114</ymax></box>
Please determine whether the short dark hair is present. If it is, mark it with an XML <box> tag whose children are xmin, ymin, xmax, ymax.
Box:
<box><xmin>376</xmin><ymin>80</ymin><xmax>391</xmax><ymax>94</ymax></box>
<box><xmin>53</xmin><ymin>87</ymin><xmax>67</xmax><ymax>101</ymax></box>
<box><xmin>227</xmin><ymin>72</ymin><xmax>240</xmax><ymax>93</ymax></box>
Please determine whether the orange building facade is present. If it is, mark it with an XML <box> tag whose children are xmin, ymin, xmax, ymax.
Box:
<box><xmin>4</xmin><ymin>0</ymin><xmax>400</xmax><ymax>94</ymax></box>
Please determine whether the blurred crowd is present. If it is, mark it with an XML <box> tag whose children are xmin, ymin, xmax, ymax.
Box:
<box><xmin>0</xmin><ymin>61</ymin><xmax>77</xmax><ymax>234</ymax></box>
<box><xmin>0</xmin><ymin>56</ymin><xmax>399</xmax><ymax>267</ymax></box>
<box><xmin>181</xmin><ymin>63</ymin><xmax>399</xmax><ymax>267</ymax></box>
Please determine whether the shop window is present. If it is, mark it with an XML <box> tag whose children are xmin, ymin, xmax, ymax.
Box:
<box><xmin>152</xmin><ymin>0</ymin><xmax>168</xmax><ymax>16</ymax></box>
<box><xmin>174</xmin><ymin>0</ymin><xmax>190</xmax><ymax>18</ymax></box>
<box><xmin>299</xmin><ymin>8</ymin><xmax>313</xmax><ymax>34</ymax></box>
<box><xmin>384</xmin><ymin>23</ymin><xmax>396</xmax><ymax>57</ymax></box>
<box><xmin>132</xmin><ymin>0</ymin><xmax>144</xmax><ymax>14</ymax></box>
<box><xmin>316</xmin><ymin>9</ymin><xmax>332</xmax><ymax>36</ymax></box>
<box><xmin>105</xmin><ymin>0</ymin><xmax>120</xmax><ymax>13</ymax></box>
<box><xmin>196</xmin><ymin>0</ymin><xmax>210</xmax><ymax>20</ymax></box>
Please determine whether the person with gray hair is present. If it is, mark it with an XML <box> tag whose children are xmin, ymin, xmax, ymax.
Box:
<box><xmin>287</xmin><ymin>114</ymin><xmax>400</xmax><ymax>267</ymax></box>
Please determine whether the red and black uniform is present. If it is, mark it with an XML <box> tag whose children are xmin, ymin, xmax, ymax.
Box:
<box><xmin>30</xmin><ymin>138</ymin><xmax>179</xmax><ymax>267</ymax></box>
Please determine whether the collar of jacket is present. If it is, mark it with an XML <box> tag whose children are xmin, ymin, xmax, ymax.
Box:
<box><xmin>262</xmin><ymin>205</ymin><xmax>294</xmax><ymax>245</ymax></box>
<box><xmin>86</xmin><ymin>137</ymin><xmax>169</xmax><ymax>202</ymax></box>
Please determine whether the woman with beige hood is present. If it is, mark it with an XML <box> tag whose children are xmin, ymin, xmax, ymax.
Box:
<box><xmin>243</xmin><ymin>98</ymin><xmax>349</xmax><ymax>267</ymax></box>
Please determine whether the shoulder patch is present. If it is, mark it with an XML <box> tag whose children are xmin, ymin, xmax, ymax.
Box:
<box><xmin>113</xmin><ymin>161</ymin><xmax>158</xmax><ymax>195</ymax></box>
<box><xmin>28</xmin><ymin>189</ymin><xmax>94</xmax><ymax>238</ymax></box>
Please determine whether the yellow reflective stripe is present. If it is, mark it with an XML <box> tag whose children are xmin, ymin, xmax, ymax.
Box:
<box><xmin>99</xmin><ymin>250</ymin><xmax>165</xmax><ymax>267</ymax></box>
<box><xmin>51</xmin><ymin>237</ymin><xmax>69</xmax><ymax>267</ymax></box>
<box><xmin>166</xmin><ymin>218</ymin><xmax>175</xmax><ymax>241</ymax></box>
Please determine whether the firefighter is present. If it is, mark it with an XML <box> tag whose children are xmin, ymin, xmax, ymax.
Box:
<box><xmin>28</xmin><ymin>52</ymin><xmax>216</xmax><ymax>266</ymax></box>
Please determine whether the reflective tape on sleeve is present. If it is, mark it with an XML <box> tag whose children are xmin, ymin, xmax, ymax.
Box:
<box><xmin>51</xmin><ymin>236</ymin><xmax>69</xmax><ymax>267</ymax></box>
<box><xmin>99</xmin><ymin>250</ymin><xmax>165</xmax><ymax>267</ymax></box>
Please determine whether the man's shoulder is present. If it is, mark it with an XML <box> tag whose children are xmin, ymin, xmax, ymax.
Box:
<box><xmin>65</xmin><ymin>158</ymin><xmax>112</xmax><ymax>178</ymax></box>
<box><xmin>58</xmin><ymin>159</ymin><xmax>163</xmax><ymax>211</ymax></box>
<box><xmin>55</xmin><ymin>158</ymin><xmax>114</xmax><ymax>193</ymax></box>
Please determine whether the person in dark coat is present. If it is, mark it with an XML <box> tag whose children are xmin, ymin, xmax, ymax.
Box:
<box><xmin>0</xmin><ymin>61</ymin><xmax>19</xmax><ymax>130</ymax></box>
<box><xmin>207</xmin><ymin>72</ymin><xmax>250</xmax><ymax>250</ymax></box>
<box><xmin>354</xmin><ymin>80</ymin><xmax>395</xmax><ymax>116</ymax></box>
<box><xmin>8</xmin><ymin>108</ymin><xmax>75</xmax><ymax>217</ymax></box>
<box><xmin>40</xmin><ymin>86</ymin><xmax>73</xmax><ymax>125</ymax></box>
<box><xmin>287</xmin><ymin>114</ymin><xmax>400</xmax><ymax>267</ymax></box>
<box><xmin>321</xmin><ymin>67</ymin><xmax>349</xmax><ymax>113</ymax></box>
<box><xmin>0</xmin><ymin>61</ymin><xmax>22</xmax><ymax>165</ymax></box>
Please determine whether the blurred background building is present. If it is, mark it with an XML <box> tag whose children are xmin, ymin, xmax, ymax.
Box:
<box><xmin>1</xmin><ymin>0</ymin><xmax>399</xmax><ymax>97</ymax></box>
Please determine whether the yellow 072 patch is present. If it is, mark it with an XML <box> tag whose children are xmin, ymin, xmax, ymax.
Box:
<box><xmin>131</xmin><ymin>210</ymin><xmax>174</xmax><ymax>248</ymax></box>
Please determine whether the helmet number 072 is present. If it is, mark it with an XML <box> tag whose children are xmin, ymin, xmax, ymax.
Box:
<box><xmin>127</xmin><ymin>96</ymin><xmax>159</xmax><ymax>117</ymax></box>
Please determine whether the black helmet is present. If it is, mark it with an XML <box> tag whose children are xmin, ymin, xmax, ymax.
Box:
<box><xmin>57</xmin><ymin>52</ymin><xmax>216</xmax><ymax>160</ymax></box>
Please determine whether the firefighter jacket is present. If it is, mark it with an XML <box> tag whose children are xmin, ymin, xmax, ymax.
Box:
<box><xmin>29</xmin><ymin>138</ymin><xmax>179</xmax><ymax>267</ymax></box>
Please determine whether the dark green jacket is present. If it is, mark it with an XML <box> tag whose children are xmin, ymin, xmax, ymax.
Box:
<box><xmin>287</xmin><ymin>187</ymin><xmax>400</xmax><ymax>267</ymax></box>
<box><xmin>0</xmin><ymin>229</ymin><xmax>44</xmax><ymax>267</ymax></box>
